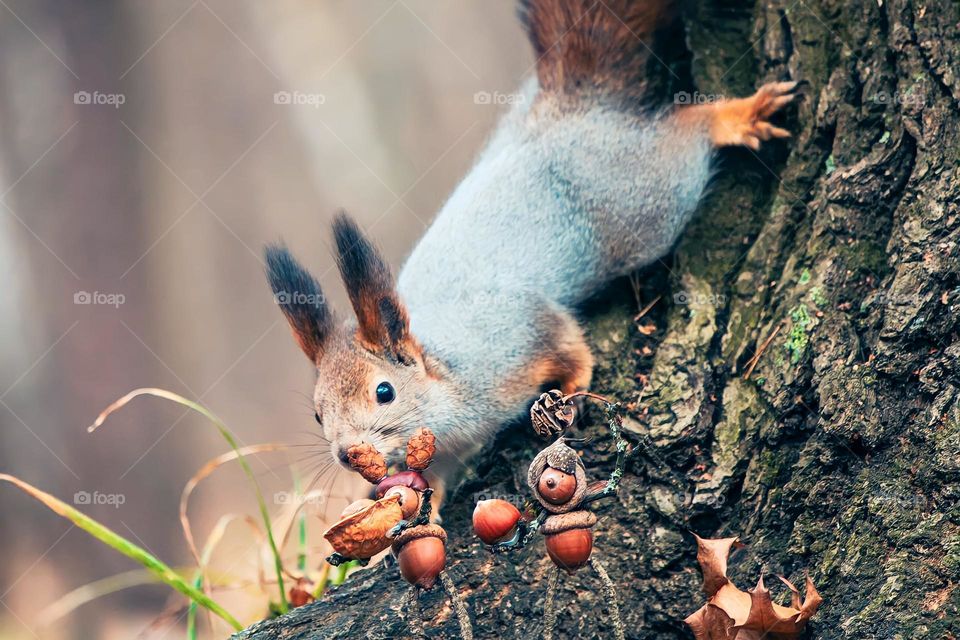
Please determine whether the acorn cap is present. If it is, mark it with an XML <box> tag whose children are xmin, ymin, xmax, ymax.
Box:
<box><xmin>527</xmin><ymin>439</ymin><xmax>587</xmax><ymax>513</ymax></box>
<box><xmin>346</xmin><ymin>442</ymin><xmax>387</xmax><ymax>484</ymax></box>
<box><xmin>392</xmin><ymin>523</ymin><xmax>447</xmax><ymax>551</ymax></box>
<box><xmin>322</xmin><ymin>493</ymin><xmax>402</xmax><ymax>559</ymax></box>
<box><xmin>405</xmin><ymin>427</ymin><xmax>436</xmax><ymax>470</ymax></box>
<box><xmin>542</xmin><ymin>510</ymin><xmax>597</xmax><ymax>535</ymax></box>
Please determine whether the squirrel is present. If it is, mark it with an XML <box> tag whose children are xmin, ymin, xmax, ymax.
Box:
<box><xmin>265</xmin><ymin>0</ymin><xmax>797</xmax><ymax>512</ymax></box>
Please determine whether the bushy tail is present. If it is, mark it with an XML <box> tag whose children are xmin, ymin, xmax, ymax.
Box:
<box><xmin>518</xmin><ymin>0</ymin><xmax>672</xmax><ymax>106</ymax></box>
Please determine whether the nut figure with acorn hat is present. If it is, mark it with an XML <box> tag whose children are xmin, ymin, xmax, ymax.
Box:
<box><xmin>473</xmin><ymin>390</ymin><xmax>636</xmax><ymax>640</ymax></box>
<box><xmin>323</xmin><ymin>427</ymin><xmax>473</xmax><ymax>639</ymax></box>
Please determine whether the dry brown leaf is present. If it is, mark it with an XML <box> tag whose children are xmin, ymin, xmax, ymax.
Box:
<box><xmin>685</xmin><ymin>536</ymin><xmax>823</xmax><ymax>640</ymax></box>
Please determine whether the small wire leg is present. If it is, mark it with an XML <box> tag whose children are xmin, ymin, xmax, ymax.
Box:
<box><xmin>543</xmin><ymin>567</ymin><xmax>562</xmax><ymax>640</ymax></box>
<box><xmin>403</xmin><ymin>585</ymin><xmax>426</xmax><ymax>639</ymax></box>
<box><xmin>590</xmin><ymin>557</ymin><xmax>625</xmax><ymax>640</ymax></box>
<box><xmin>440</xmin><ymin>570</ymin><xmax>474</xmax><ymax>640</ymax></box>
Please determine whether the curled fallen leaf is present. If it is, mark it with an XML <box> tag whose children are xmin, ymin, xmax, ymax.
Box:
<box><xmin>684</xmin><ymin>534</ymin><xmax>823</xmax><ymax>640</ymax></box>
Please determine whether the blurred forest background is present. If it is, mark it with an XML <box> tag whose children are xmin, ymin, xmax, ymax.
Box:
<box><xmin>0</xmin><ymin>1</ymin><xmax>529</xmax><ymax>637</ymax></box>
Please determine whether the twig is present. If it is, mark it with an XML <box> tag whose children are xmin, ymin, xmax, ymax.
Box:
<box><xmin>404</xmin><ymin>586</ymin><xmax>426</xmax><ymax>639</ymax></box>
<box><xmin>542</xmin><ymin>568</ymin><xmax>561</xmax><ymax>640</ymax></box>
<box><xmin>743</xmin><ymin>322</ymin><xmax>783</xmax><ymax>380</ymax></box>
<box><xmin>591</xmin><ymin>558</ymin><xmax>625</xmax><ymax>640</ymax></box>
<box><xmin>633</xmin><ymin>294</ymin><xmax>662</xmax><ymax>321</ymax></box>
<box><xmin>440</xmin><ymin>571</ymin><xmax>474</xmax><ymax>640</ymax></box>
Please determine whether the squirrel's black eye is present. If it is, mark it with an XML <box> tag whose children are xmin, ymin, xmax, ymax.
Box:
<box><xmin>375</xmin><ymin>381</ymin><xmax>395</xmax><ymax>404</ymax></box>
<box><xmin>314</xmin><ymin>412</ymin><xmax>322</xmax><ymax>425</ymax></box>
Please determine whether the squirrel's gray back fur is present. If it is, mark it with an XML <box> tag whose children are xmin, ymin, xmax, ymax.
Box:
<box><xmin>398</xmin><ymin>76</ymin><xmax>713</xmax><ymax>441</ymax></box>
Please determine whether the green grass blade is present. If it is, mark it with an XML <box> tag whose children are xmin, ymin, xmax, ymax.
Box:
<box><xmin>89</xmin><ymin>388</ymin><xmax>290</xmax><ymax>613</ymax></box>
<box><xmin>293</xmin><ymin>473</ymin><xmax>307</xmax><ymax>573</ymax></box>
<box><xmin>0</xmin><ymin>474</ymin><xmax>243</xmax><ymax>631</ymax></box>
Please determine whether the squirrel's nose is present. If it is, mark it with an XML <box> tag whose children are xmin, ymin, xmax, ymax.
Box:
<box><xmin>335</xmin><ymin>446</ymin><xmax>351</xmax><ymax>467</ymax></box>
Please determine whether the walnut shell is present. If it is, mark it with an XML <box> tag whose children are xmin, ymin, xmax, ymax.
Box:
<box><xmin>322</xmin><ymin>493</ymin><xmax>402</xmax><ymax>559</ymax></box>
<box><xmin>346</xmin><ymin>442</ymin><xmax>387</xmax><ymax>484</ymax></box>
<box><xmin>405</xmin><ymin>427</ymin><xmax>436</xmax><ymax>470</ymax></box>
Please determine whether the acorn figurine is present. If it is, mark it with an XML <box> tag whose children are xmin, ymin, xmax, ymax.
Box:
<box><xmin>475</xmin><ymin>391</ymin><xmax>635</xmax><ymax>640</ymax></box>
<box><xmin>324</xmin><ymin>428</ymin><xmax>473</xmax><ymax>640</ymax></box>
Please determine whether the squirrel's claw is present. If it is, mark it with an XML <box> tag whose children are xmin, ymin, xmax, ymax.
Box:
<box><xmin>698</xmin><ymin>79</ymin><xmax>800</xmax><ymax>150</ymax></box>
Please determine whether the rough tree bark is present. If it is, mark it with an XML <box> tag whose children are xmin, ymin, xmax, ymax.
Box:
<box><xmin>236</xmin><ymin>0</ymin><xmax>960</xmax><ymax>637</ymax></box>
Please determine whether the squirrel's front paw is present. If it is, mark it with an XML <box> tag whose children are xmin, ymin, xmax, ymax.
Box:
<box><xmin>711</xmin><ymin>80</ymin><xmax>798</xmax><ymax>150</ymax></box>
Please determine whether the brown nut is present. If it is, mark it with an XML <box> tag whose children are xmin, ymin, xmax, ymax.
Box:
<box><xmin>393</xmin><ymin>524</ymin><xmax>447</xmax><ymax>589</ymax></box>
<box><xmin>346</xmin><ymin>442</ymin><xmax>387</xmax><ymax>484</ymax></box>
<box><xmin>405</xmin><ymin>427</ymin><xmax>436</xmax><ymax>470</ymax></box>
<box><xmin>472</xmin><ymin>499</ymin><xmax>521</xmax><ymax>545</ymax></box>
<box><xmin>384</xmin><ymin>485</ymin><xmax>420</xmax><ymax>519</ymax></box>
<box><xmin>323</xmin><ymin>494</ymin><xmax>402</xmax><ymax>560</ymax></box>
<box><xmin>538</xmin><ymin>467</ymin><xmax>578</xmax><ymax>505</ymax></box>
<box><xmin>527</xmin><ymin>439</ymin><xmax>587</xmax><ymax>513</ymax></box>
<box><xmin>545</xmin><ymin>527</ymin><xmax>593</xmax><ymax>573</ymax></box>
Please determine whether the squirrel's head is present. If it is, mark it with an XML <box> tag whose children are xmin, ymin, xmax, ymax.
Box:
<box><xmin>266</xmin><ymin>212</ymin><xmax>435</xmax><ymax>471</ymax></box>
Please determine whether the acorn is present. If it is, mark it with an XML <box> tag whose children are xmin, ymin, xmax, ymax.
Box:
<box><xmin>346</xmin><ymin>442</ymin><xmax>387</xmax><ymax>484</ymax></box>
<box><xmin>472</xmin><ymin>499</ymin><xmax>522</xmax><ymax>545</ymax></box>
<box><xmin>375</xmin><ymin>470</ymin><xmax>429</xmax><ymax>497</ymax></box>
<box><xmin>405</xmin><ymin>427</ymin><xmax>436</xmax><ymax>470</ymax></box>
<box><xmin>393</xmin><ymin>524</ymin><xmax>447</xmax><ymax>589</ymax></box>
<box><xmin>537</xmin><ymin>467</ymin><xmax>578</xmax><ymax>505</ymax></box>
<box><xmin>542</xmin><ymin>511</ymin><xmax>597</xmax><ymax>573</ymax></box>
<box><xmin>384</xmin><ymin>484</ymin><xmax>421</xmax><ymax>519</ymax></box>
<box><xmin>528</xmin><ymin>439</ymin><xmax>587</xmax><ymax>513</ymax></box>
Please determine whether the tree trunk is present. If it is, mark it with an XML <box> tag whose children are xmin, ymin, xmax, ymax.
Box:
<box><xmin>236</xmin><ymin>0</ymin><xmax>960</xmax><ymax>637</ymax></box>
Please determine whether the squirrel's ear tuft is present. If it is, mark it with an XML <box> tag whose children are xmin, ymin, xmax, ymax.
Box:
<box><xmin>332</xmin><ymin>211</ymin><xmax>418</xmax><ymax>363</ymax></box>
<box><xmin>265</xmin><ymin>243</ymin><xmax>333</xmax><ymax>363</ymax></box>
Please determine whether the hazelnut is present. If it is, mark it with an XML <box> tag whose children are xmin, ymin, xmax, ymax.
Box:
<box><xmin>537</xmin><ymin>468</ymin><xmax>578</xmax><ymax>505</ymax></box>
<box><xmin>472</xmin><ymin>499</ymin><xmax>521</xmax><ymax>545</ymax></box>
<box><xmin>384</xmin><ymin>485</ymin><xmax>420</xmax><ymax>519</ymax></box>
